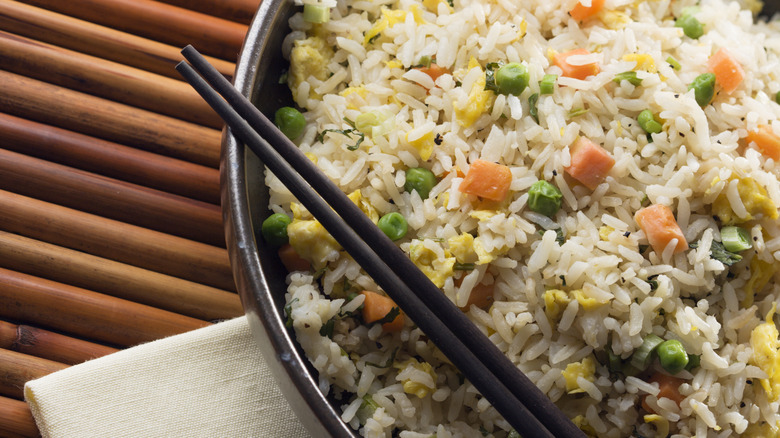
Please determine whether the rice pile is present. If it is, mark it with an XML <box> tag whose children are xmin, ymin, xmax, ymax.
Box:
<box><xmin>267</xmin><ymin>0</ymin><xmax>780</xmax><ymax>436</ymax></box>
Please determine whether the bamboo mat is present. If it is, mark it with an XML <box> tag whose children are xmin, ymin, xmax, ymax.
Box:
<box><xmin>0</xmin><ymin>1</ymin><xmax>261</xmax><ymax>436</ymax></box>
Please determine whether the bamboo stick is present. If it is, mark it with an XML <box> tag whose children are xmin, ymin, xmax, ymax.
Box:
<box><xmin>0</xmin><ymin>70</ymin><xmax>222</xmax><ymax>168</ymax></box>
<box><xmin>0</xmin><ymin>148</ymin><xmax>226</xmax><ymax>247</ymax></box>
<box><xmin>0</xmin><ymin>231</ymin><xmax>243</xmax><ymax>321</ymax></box>
<box><xmin>0</xmin><ymin>396</ymin><xmax>39</xmax><ymax>437</ymax></box>
<box><xmin>0</xmin><ymin>114</ymin><xmax>220</xmax><ymax>205</ymax></box>
<box><xmin>155</xmin><ymin>0</ymin><xmax>260</xmax><ymax>24</ymax></box>
<box><xmin>0</xmin><ymin>190</ymin><xmax>236</xmax><ymax>292</ymax></box>
<box><xmin>0</xmin><ymin>320</ymin><xmax>118</xmax><ymax>365</ymax></box>
<box><xmin>0</xmin><ymin>31</ymin><xmax>222</xmax><ymax>129</ymax></box>
<box><xmin>0</xmin><ymin>268</ymin><xmax>211</xmax><ymax>347</ymax></box>
<box><xmin>15</xmin><ymin>0</ymin><xmax>248</xmax><ymax>61</ymax></box>
<box><xmin>0</xmin><ymin>349</ymin><xmax>67</xmax><ymax>400</ymax></box>
<box><xmin>0</xmin><ymin>0</ymin><xmax>234</xmax><ymax>80</ymax></box>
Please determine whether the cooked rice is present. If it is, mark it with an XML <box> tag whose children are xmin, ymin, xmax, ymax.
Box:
<box><xmin>268</xmin><ymin>0</ymin><xmax>780</xmax><ymax>435</ymax></box>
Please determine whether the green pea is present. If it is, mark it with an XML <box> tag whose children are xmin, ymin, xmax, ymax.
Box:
<box><xmin>274</xmin><ymin>106</ymin><xmax>306</xmax><ymax>140</ymax></box>
<box><xmin>675</xmin><ymin>14</ymin><xmax>704</xmax><ymax>39</ymax></box>
<box><xmin>377</xmin><ymin>212</ymin><xmax>408</xmax><ymax>241</ymax></box>
<box><xmin>261</xmin><ymin>213</ymin><xmax>292</xmax><ymax>246</ymax></box>
<box><xmin>638</xmin><ymin>109</ymin><xmax>663</xmax><ymax>134</ymax></box>
<box><xmin>688</xmin><ymin>73</ymin><xmax>716</xmax><ymax>107</ymax></box>
<box><xmin>495</xmin><ymin>62</ymin><xmax>530</xmax><ymax>96</ymax></box>
<box><xmin>775</xmin><ymin>90</ymin><xmax>780</xmax><ymax>105</ymax></box>
<box><xmin>657</xmin><ymin>339</ymin><xmax>689</xmax><ymax>374</ymax></box>
<box><xmin>404</xmin><ymin>167</ymin><xmax>437</xmax><ymax>200</ymax></box>
<box><xmin>527</xmin><ymin>180</ymin><xmax>563</xmax><ymax>217</ymax></box>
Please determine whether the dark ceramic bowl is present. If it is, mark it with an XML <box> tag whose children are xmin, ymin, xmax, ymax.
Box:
<box><xmin>221</xmin><ymin>0</ymin><xmax>358</xmax><ymax>436</ymax></box>
<box><xmin>221</xmin><ymin>2</ymin><xmax>780</xmax><ymax>437</ymax></box>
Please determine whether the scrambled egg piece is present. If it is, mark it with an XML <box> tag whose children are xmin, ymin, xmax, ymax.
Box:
<box><xmin>750</xmin><ymin>303</ymin><xmax>780</xmax><ymax>402</ymax></box>
<box><xmin>407</xmin><ymin>130</ymin><xmax>436</xmax><ymax>161</ymax></box>
<box><xmin>598</xmin><ymin>9</ymin><xmax>632</xmax><ymax>30</ymax></box>
<box><xmin>339</xmin><ymin>85</ymin><xmax>369</xmax><ymax>110</ymax></box>
<box><xmin>742</xmin><ymin>257</ymin><xmax>778</xmax><ymax>307</ymax></box>
<box><xmin>622</xmin><ymin>53</ymin><xmax>657</xmax><ymax>73</ymax></box>
<box><xmin>563</xmin><ymin>356</ymin><xmax>596</xmax><ymax>393</ymax></box>
<box><xmin>570</xmin><ymin>289</ymin><xmax>605</xmax><ymax>310</ymax></box>
<box><xmin>347</xmin><ymin>190</ymin><xmax>379</xmax><ymax>223</ymax></box>
<box><xmin>544</xmin><ymin>289</ymin><xmax>605</xmax><ymax>320</ymax></box>
<box><xmin>287</xmin><ymin>219</ymin><xmax>341</xmax><ymax>269</ymax></box>
<box><xmin>454</xmin><ymin>58</ymin><xmax>494</xmax><ymax>128</ymax></box>
<box><xmin>409</xmin><ymin>241</ymin><xmax>455</xmax><ymax>287</ymax></box>
<box><xmin>743</xmin><ymin>422</ymin><xmax>780</xmax><ymax>437</ymax></box>
<box><xmin>396</xmin><ymin>358</ymin><xmax>437</xmax><ymax>398</ymax></box>
<box><xmin>422</xmin><ymin>0</ymin><xmax>452</xmax><ymax>13</ymax></box>
<box><xmin>644</xmin><ymin>415</ymin><xmax>670</xmax><ymax>438</ymax></box>
<box><xmin>571</xmin><ymin>415</ymin><xmax>598</xmax><ymax>437</ymax></box>
<box><xmin>711</xmin><ymin>177</ymin><xmax>779</xmax><ymax>224</ymax></box>
<box><xmin>543</xmin><ymin>289</ymin><xmax>571</xmax><ymax>321</ymax></box>
<box><xmin>288</xmin><ymin>36</ymin><xmax>334</xmax><ymax>106</ymax></box>
<box><xmin>599</xmin><ymin>225</ymin><xmax>614</xmax><ymax>241</ymax></box>
<box><xmin>447</xmin><ymin>233</ymin><xmax>479</xmax><ymax>264</ymax></box>
<box><xmin>364</xmin><ymin>6</ymin><xmax>426</xmax><ymax>45</ymax></box>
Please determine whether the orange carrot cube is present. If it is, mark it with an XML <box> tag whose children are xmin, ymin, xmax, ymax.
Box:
<box><xmin>707</xmin><ymin>48</ymin><xmax>744</xmax><ymax>94</ymax></box>
<box><xmin>553</xmin><ymin>49</ymin><xmax>600</xmax><ymax>80</ymax></box>
<box><xmin>746</xmin><ymin>125</ymin><xmax>780</xmax><ymax>161</ymax></box>
<box><xmin>458</xmin><ymin>159</ymin><xmax>513</xmax><ymax>202</ymax></box>
<box><xmin>564</xmin><ymin>137</ymin><xmax>615</xmax><ymax>190</ymax></box>
<box><xmin>635</xmin><ymin>204</ymin><xmax>688</xmax><ymax>255</ymax></box>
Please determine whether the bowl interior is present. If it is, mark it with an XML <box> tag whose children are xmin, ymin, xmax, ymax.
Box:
<box><xmin>221</xmin><ymin>0</ymin><xmax>359</xmax><ymax>436</ymax></box>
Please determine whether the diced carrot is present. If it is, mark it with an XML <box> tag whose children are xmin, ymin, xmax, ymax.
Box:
<box><xmin>459</xmin><ymin>282</ymin><xmax>495</xmax><ymax>311</ymax></box>
<box><xmin>563</xmin><ymin>137</ymin><xmax>615</xmax><ymax>190</ymax></box>
<box><xmin>635</xmin><ymin>204</ymin><xmax>688</xmax><ymax>255</ymax></box>
<box><xmin>416</xmin><ymin>63</ymin><xmax>449</xmax><ymax>84</ymax></box>
<box><xmin>569</xmin><ymin>0</ymin><xmax>605</xmax><ymax>21</ymax></box>
<box><xmin>553</xmin><ymin>48</ymin><xmax>600</xmax><ymax>80</ymax></box>
<box><xmin>746</xmin><ymin>125</ymin><xmax>780</xmax><ymax>161</ymax></box>
<box><xmin>360</xmin><ymin>290</ymin><xmax>404</xmax><ymax>332</ymax></box>
<box><xmin>707</xmin><ymin>48</ymin><xmax>744</xmax><ymax>94</ymax></box>
<box><xmin>278</xmin><ymin>243</ymin><xmax>311</xmax><ymax>272</ymax></box>
<box><xmin>641</xmin><ymin>373</ymin><xmax>686</xmax><ymax>413</ymax></box>
<box><xmin>458</xmin><ymin>159</ymin><xmax>513</xmax><ymax>202</ymax></box>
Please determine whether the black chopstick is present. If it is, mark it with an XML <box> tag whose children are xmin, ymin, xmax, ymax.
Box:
<box><xmin>178</xmin><ymin>45</ymin><xmax>584</xmax><ymax>438</ymax></box>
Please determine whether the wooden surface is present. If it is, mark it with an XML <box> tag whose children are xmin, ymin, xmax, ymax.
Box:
<box><xmin>0</xmin><ymin>0</ymin><xmax>260</xmax><ymax>436</ymax></box>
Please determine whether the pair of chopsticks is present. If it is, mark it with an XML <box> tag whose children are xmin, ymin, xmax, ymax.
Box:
<box><xmin>177</xmin><ymin>45</ymin><xmax>585</xmax><ymax>438</ymax></box>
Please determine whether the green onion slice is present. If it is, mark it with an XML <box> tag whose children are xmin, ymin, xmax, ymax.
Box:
<box><xmin>630</xmin><ymin>333</ymin><xmax>664</xmax><ymax>371</ymax></box>
<box><xmin>720</xmin><ymin>226</ymin><xmax>752</xmax><ymax>252</ymax></box>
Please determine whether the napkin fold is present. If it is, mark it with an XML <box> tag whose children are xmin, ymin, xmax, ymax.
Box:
<box><xmin>24</xmin><ymin>316</ymin><xmax>310</xmax><ymax>438</ymax></box>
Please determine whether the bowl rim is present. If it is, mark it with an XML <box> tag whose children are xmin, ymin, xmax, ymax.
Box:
<box><xmin>221</xmin><ymin>1</ymin><xmax>359</xmax><ymax>436</ymax></box>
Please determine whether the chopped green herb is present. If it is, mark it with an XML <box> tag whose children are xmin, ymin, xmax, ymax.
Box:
<box><xmin>529</xmin><ymin>92</ymin><xmax>539</xmax><ymax>122</ymax></box>
<box><xmin>356</xmin><ymin>394</ymin><xmax>380</xmax><ymax>423</ymax></box>
<box><xmin>482</xmin><ymin>62</ymin><xmax>502</xmax><ymax>94</ymax></box>
<box><xmin>373</xmin><ymin>306</ymin><xmax>401</xmax><ymax>326</ymax></box>
<box><xmin>284</xmin><ymin>298</ymin><xmax>298</xmax><ymax>327</ymax></box>
<box><xmin>364</xmin><ymin>347</ymin><xmax>399</xmax><ymax>368</ymax></box>
<box><xmin>319</xmin><ymin>316</ymin><xmax>336</xmax><ymax>338</ymax></box>
<box><xmin>446</xmin><ymin>0</ymin><xmax>454</xmax><ymax>7</ymax></box>
<box><xmin>689</xmin><ymin>239</ymin><xmax>743</xmax><ymax>266</ymax></box>
<box><xmin>537</xmin><ymin>228</ymin><xmax>565</xmax><ymax>245</ymax></box>
<box><xmin>367</xmin><ymin>32</ymin><xmax>381</xmax><ymax>44</ymax></box>
<box><xmin>479</xmin><ymin>426</ymin><xmax>490</xmax><ymax>437</ymax></box>
<box><xmin>453</xmin><ymin>262</ymin><xmax>476</xmax><ymax>271</ymax></box>
<box><xmin>685</xmin><ymin>353</ymin><xmax>701</xmax><ymax>371</ymax></box>
<box><xmin>613</xmin><ymin>71</ymin><xmax>642</xmax><ymax>86</ymax></box>
<box><xmin>316</xmin><ymin>117</ymin><xmax>366</xmax><ymax>150</ymax></box>
<box><xmin>416</xmin><ymin>55</ymin><xmax>432</xmax><ymax>68</ymax></box>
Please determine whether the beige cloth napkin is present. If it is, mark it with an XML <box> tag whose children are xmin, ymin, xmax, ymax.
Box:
<box><xmin>24</xmin><ymin>316</ymin><xmax>310</xmax><ymax>438</ymax></box>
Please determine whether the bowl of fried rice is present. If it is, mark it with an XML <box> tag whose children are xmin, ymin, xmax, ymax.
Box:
<box><xmin>223</xmin><ymin>0</ymin><xmax>780</xmax><ymax>436</ymax></box>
